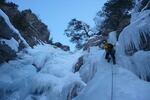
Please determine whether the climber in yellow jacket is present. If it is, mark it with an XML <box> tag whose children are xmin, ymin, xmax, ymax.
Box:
<box><xmin>103</xmin><ymin>40</ymin><xmax>116</xmax><ymax>64</ymax></box>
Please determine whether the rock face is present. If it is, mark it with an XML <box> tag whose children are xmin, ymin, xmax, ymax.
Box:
<box><xmin>0</xmin><ymin>3</ymin><xmax>50</xmax><ymax>47</ymax></box>
<box><xmin>0</xmin><ymin>2</ymin><xmax>70</xmax><ymax>63</ymax></box>
<box><xmin>73</xmin><ymin>56</ymin><xmax>84</xmax><ymax>73</ymax></box>
<box><xmin>117</xmin><ymin>0</ymin><xmax>150</xmax><ymax>56</ymax></box>
<box><xmin>53</xmin><ymin>42</ymin><xmax>70</xmax><ymax>51</ymax></box>
<box><xmin>0</xmin><ymin>44</ymin><xmax>16</xmax><ymax>63</ymax></box>
<box><xmin>16</xmin><ymin>9</ymin><xmax>50</xmax><ymax>47</ymax></box>
<box><xmin>0</xmin><ymin>11</ymin><xmax>26</xmax><ymax>63</ymax></box>
<box><xmin>0</xmin><ymin>2</ymin><xmax>51</xmax><ymax>63</ymax></box>
<box><xmin>117</xmin><ymin>15</ymin><xmax>131</xmax><ymax>36</ymax></box>
<box><xmin>83</xmin><ymin>35</ymin><xmax>107</xmax><ymax>51</ymax></box>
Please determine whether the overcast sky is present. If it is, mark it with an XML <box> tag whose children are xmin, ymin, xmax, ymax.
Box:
<box><xmin>8</xmin><ymin>0</ymin><xmax>106</xmax><ymax>50</ymax></box>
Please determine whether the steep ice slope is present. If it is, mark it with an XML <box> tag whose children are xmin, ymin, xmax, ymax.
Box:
<box><xmin>74</xmin><ymin>47</ymin><xmax>150</xmax><ymax>100</ymax></box>
<box><xmin>118</xmin><ymin>10</ymin><xmax>150</xmax><ymax>55</ymax></box>
<box><xmin>0</xmin><ymin>42</ymin><xmax>149</xmax><ymax>100</ymax></box>
<box><xmin>0</xmin><ymin>44</ymin><xmax>85</xmax><ymax>100</ymax></box>
<box><xmin>116</xmin><ymin>9</ymin><xmax>150</xmax><ymax>80</ymax></box>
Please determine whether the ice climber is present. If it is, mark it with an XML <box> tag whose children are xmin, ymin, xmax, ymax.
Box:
<box><xmin>103</xmin><ymin>40</ymin><xmax>116</xmax><ymax>64</ymax></box>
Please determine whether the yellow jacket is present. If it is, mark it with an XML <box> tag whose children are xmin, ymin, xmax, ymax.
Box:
<box><xmin>103</xmin><ymin>43</ymin><xmax>113</xmax><ymax>52</ymax></box>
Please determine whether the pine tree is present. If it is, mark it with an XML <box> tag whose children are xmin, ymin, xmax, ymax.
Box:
<box><xmin>65</xmin><ymin>19</ymin><xmax>92</xmax><ymax>49</ymax></box>
<box><xmin>95</xmin><ymin>0</ymin><xmax>134</xmax><ymax>36</ymax></box>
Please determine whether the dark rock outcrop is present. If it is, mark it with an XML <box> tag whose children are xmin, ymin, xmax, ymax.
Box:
<box><xmin>0</xmin><ymin>2</ymin><xmax>51</xmax><ymax>63</ymax></box>
<box><xmin>0</xmin><ymin>13</ymin><xmax>26</xmax><ymax>63</ymax></box>
<box><xmin>17</xmin><ymin>9</ymin><xmax>50</xmax><ymax>47</ymax></box>
<box><xmin>0</xmin><ymin>3</ymin><xmax>50</xmax><ymax>47</ymax></box>
<box><xmin>67</xmin><ymin>84</ymin><xmax>81</xmax><ymax>100</ymax></box>
<box><xmin>116</xmin><ymin>15</ymin><xmax>131</xmax><ymax>37</ymax></box>
<box><xmin>0</xmin><ymin>44</ymin><xmax>16</xmax><ymax>63</ymax></box>
<box><xmin>0</xmin><ymin>16</ymin><xmax>18</xmax><ymax>40</ymax></box>
<box><xmin>53</xmin><ymin>42</ymin><xmax>70</xmax><ymax>51</ymax></box>
<box><xmin>62</xmin><ymin>45</ymin><xmax>70</xmax><ymax>51</ymax></box>
<box><xmin>73</xmin><ymin>56</ymin><xmax>84</xmax><ymax>73</ymax></box>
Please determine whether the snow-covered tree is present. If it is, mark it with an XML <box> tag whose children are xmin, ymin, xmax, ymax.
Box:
<box><xmin>65</xmin><ymin>19</ymin><xmax>93</xmax><ymax>49</ymax></box>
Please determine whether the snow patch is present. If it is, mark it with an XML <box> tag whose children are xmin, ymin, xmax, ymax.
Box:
<box><xmin>0</xmin><ymin>44</ymin><xmax>84</xmax><ymax>100</ymax></box>
<box><xmin>0</xmin><ymin>38</ymin><xmax>19</xmax><ymax>51</ymax></box>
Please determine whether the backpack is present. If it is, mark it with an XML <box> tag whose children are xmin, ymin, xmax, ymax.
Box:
<box><xmin>107</xmin><ymin>43</ymin><xmax>113</xmax><ymax>49</ymax></box>
<box><xmin>104</xmin><ymin>43</ymin><xmax>113</xmax><ymax>52</ymax></box>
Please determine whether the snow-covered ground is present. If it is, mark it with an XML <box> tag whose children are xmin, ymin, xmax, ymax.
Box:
<box><xmin>74</xmin><ymin>47</ymin><xmax>150</xmax><ymax>100</ymax></box>
<box><xmin>0</xmin><ymin>44</ymin><xmax>85</xmax><ymax>100</ymax></box>
<box><xmin>0</xmin><ymin>3</ymin><xmax>150</xmax><ymax>100</ymax></box>
<box><xmin>1</xmin><ymin>43</ymin><xmax>150</xmax><ymax>100</ymax></box>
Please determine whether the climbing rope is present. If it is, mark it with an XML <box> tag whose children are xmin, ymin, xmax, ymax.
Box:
<box><xmin>111</xmin><ymin>64</ymin><xmax>114</xmax><ymax>100</ymax></box>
